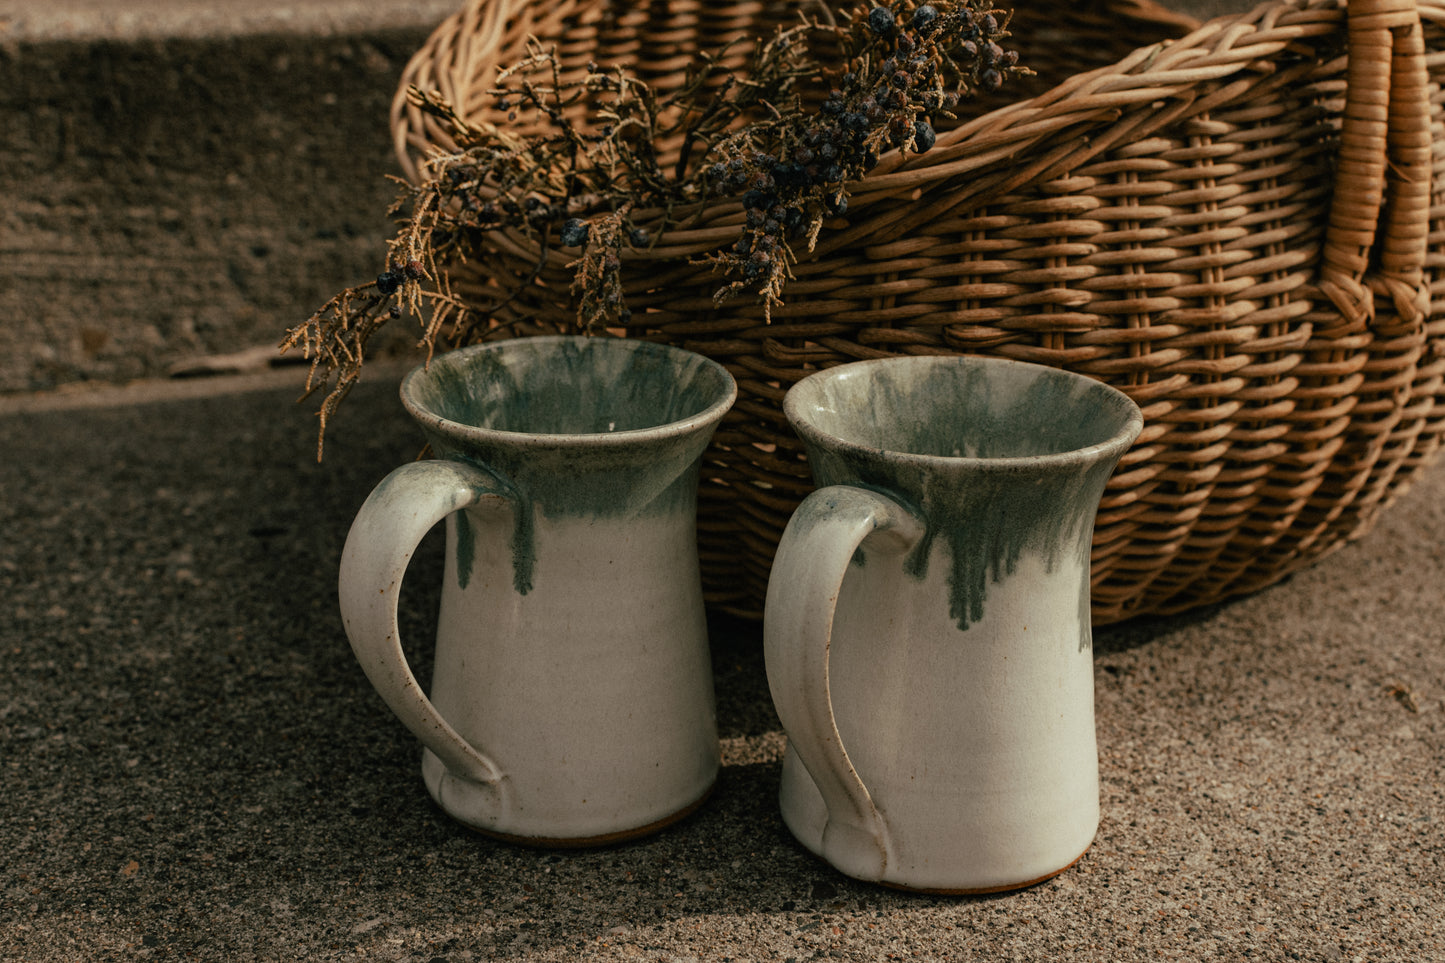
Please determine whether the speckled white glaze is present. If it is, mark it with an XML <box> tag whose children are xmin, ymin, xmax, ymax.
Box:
<box><xmin>765</xmin><ymin>356</ymin><xmax>1142</xmax><ymax>892</ymax></box>
<box><xmin>339</xmin><ymin>337</ymin><xmax>736</xmax><ymax>844</ymax></box>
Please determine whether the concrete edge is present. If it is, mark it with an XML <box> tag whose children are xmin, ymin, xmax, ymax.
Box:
<box><xmin>0</xmin><ymin>358</ymin><xmax>415</xmax><ymax>415</ymax></box>
<box><xmin>0</xmin><ymin>0</ymin><xmax>459</xmax><ymax>44</ymax></box>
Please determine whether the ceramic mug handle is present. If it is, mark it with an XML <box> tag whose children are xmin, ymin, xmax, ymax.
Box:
<box><xmin>339</xmin><ymin>459</ymin><xmax>510</xmax><ymax>799</ymax></box>
<box><xmin>764</xmin><ymin>485</ymin><xmax>925</xmax><ymax>881</ymax></box>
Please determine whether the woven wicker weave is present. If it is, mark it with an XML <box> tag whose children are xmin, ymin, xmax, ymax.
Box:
<box><xmin>389</xmin><ymin>0</ymin><xmax>1445</xmax><ymax>624</ymax></box>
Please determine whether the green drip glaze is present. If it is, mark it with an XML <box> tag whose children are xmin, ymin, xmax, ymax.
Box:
<box><xmin>447</xmin><ymin>465</ymin><xmax>537</xmax><ymax>595</ymax></box>
<box><xmin>402</xmin><ymin>337</ymin><xmax>735</xmax><ymax>598</ymax></box>
<box><xmin>789</xmin><ymin>356</ymin><xmax>1141</xmax><ymax>633</ymax></box>
<box><xmin>453</xmin><ymin>510</ymin><xmax>476</xmax><ymax>590</ymax></box>
<box><xmin>410</xmin><ymin>336</ymin><xmax>729</xmax><ymax>440</ymax></box>
<box><xmin>505</xmin><ymin>500</ymin><xmax>537</xmax><ymax>597</ymax></box>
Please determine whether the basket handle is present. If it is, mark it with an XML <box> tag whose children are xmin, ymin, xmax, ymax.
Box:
<box><xmin>1320</xmin><ymin>0</ymin><xmax>1432</xmax><ymax>330</ymax></box>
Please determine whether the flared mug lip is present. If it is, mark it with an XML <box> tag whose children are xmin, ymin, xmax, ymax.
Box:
<box><xmin>783</xmin><ymin>355</ymin><xmax>1144</xmax><ymax>474</ymax></box>
<box><xmin>399</xmin><ymin>335</ymin><xmax>739</xmax><ymax>450</ymax></box>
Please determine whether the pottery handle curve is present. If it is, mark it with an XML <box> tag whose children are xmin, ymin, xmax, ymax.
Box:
<box><xmin>764</xmin><ymin>485</ymin><xmax>925</xmax><ymax>882</ymax></box>
<box><xmin>339</xmin><ymin>458</ymin><xmax>508</xmax><ymax>790</ymax></box>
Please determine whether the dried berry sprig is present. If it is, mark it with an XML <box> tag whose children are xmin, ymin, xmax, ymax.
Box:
<box><xmin>570</xmin><ymin>205</ymin><xmax>634</xmax><ymax>327</ymax></box>
<box><xmin>701</xmin><ymin>1</ymin><xmax>1027</xmax><ymax>314</ymax></box>
<box><xmin>281</xmin><ymin>0</ymin><xmax>1025</xmax><ymax>457</ymax></box>
<box><xmin>285</xmin><ymin>239</ymin><xmax>474</xmax><ymax>458</ymax></box>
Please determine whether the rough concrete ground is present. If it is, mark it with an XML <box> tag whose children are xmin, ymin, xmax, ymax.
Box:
<box><xmin>1</xmin><ymin>371</ymin><xmax>1441</xmax><ymax>962</ymax></box>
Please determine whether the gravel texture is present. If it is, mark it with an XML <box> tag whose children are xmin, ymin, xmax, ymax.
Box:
<box><xmin>2</xmin><ymin>373</ymin><xmax>1442</xmax><ymax>961</ymax></box>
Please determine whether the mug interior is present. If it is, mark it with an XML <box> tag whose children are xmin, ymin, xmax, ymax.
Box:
<box><xmin>404</xmin><ymin>336</ymin><xmax>735</xmax><ymax>437</ymax></box>
<box><xmin>787</xmin><ymin>357</ymin><xmax>1140</xmax><ymax>460</ymax></box>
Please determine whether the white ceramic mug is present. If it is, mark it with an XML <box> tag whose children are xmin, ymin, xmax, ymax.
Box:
<box><xmin>339</xmin><ymin>336</ymin><xmax>737</xmax><ymax>845</ymax></box>
<box><xmin>765</xmin><ymin>356</ymin><xmax>1142</xmax><ymax>892</ymax></box>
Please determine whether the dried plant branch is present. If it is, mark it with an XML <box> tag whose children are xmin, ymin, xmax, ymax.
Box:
<box><xmin>281</xmin><ymin>0</ymin><xmax>1027</xmax><ymax>458</ymax></box>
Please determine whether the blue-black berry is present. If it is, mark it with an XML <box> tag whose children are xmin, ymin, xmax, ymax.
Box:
<box><xmin>560</xmin><ymin>218</ymin><xmax>590</xmax><ymax>247</ymax></box>
<box><xmin>743</xmin><ymin>189</ymin><xmax>774</xmax><ymax>210</ymax></box>
<box><xmin>911</xmin><ymin>4</ymin><xmax>939</xmax><ymax>31</ymax></box>
<box><xmin>376</xmin><ymin>271</ymin><xmax>401</xmax><ymax>295</ymax></box>
<box><xmin>867</xmin><ymin>6</ymin><xmax>895</xmax><ymax>36</ymax></box>
<box><xmin>914</xmin><ymin>120</ymin><xmax>937</xmax><ymax>152</ymax></box>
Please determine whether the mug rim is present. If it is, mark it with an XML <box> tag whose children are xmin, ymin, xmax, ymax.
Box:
<box><xmin>400</xmin><ymin>335</ymin><xmax>738</xmax><ymax>448</ymax></box>
<box><xmin>783</xmin><ymin>355</ymin><xmax>1143</xmax><ymax>471</ymax></box>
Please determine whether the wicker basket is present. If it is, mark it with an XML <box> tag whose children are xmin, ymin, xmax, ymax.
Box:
<box><xmin>389</xmin><ymin>0</ymin><xmax>1445</xmax><ymax>624</ymax></box>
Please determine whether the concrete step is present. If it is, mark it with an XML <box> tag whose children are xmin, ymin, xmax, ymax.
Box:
<box><xmin>0</xmin><ymin>0</ymin><xmax>459</xmax><ymax>393</ymax></box>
